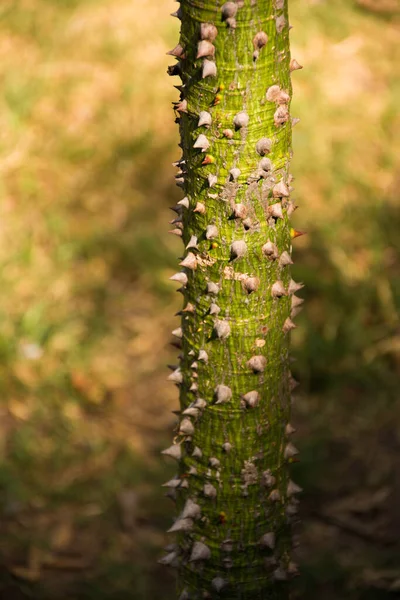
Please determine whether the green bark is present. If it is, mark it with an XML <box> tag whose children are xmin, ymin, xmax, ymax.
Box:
<box><xmin>162</xmin><ymin>1</ymin><xmax>302</xmax><ymax>598</ymax></box>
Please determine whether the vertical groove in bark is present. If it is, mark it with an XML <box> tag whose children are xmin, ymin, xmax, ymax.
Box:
<box><xmin>163</xmin><ymin>1</ymin><xmax>302</xmax><ymax>598</ymax></box>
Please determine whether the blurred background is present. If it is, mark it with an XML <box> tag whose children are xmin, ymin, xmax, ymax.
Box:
<box><xmin>0</xmin><ymin>0</ymin><xmax>398</xmax><ymax>598</ymax></box>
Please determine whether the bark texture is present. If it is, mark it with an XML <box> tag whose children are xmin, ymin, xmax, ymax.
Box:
<box><xmin>162</xmin><ymin>1</ymin><xmax>302</xmax><ymax>598</ymax></box>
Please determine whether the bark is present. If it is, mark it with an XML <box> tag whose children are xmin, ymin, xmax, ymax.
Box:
<box><xmin>162</xmin><ymin>1</ymin><xmax>303</xmax><ymax>598</ymax></box>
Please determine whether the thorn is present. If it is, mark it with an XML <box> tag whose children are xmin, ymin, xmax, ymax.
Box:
<box><xmin>292</xmin><ymin>117</ymin><xmax>300</xmax><ymax>127</ymax></box>
<box><xmin>269</xmin><ymin>489</ymin><xmax>281</xmax><ymax>502</ymax></box>
<box><xmin>233</xmin><ymin>111</ymin><xmax>249</xmax><ymax>129</ymax></box>
<box><xmin>288</xmin><ymin>279</ymin><xmax>304</xmax><ymax>294</ymax></box>
<box><xmin>202</xmin><ymin>154</ymin><xmax>215</xmax><ymax>165</ymax></box>
<box><xmin>178</xmin><ymin>196</ymin><xmax>189</xmax><ymax>209</ymax></box>
<box><xmin>223</xmin><ymin>128</ymin><xmax>234</xmax><ymax>139</ymax></box>
<box><xmin>209</xmin><ymin>303</ymin><xmax>220</xmax><ymax>316</ymax></box>
<box><xmin>232</xmin><ymin>203</ymin><xmax>247</xmax><ymax>219</ymax></box>
<box><xmin>207</xmin><ymin>281</ymin><xmax>220</xmax><ymax>295</ymax></box>
<box><xmin>202</xmin><ymin>59</ymin><xmax>217</xmax><ymax>79</ymax></box>
<box><xmin>198</xmin><ymin>110</ymin><xmax>212</xmax><ymax>127</ymax></box>
<box><xmin>283</xmin><ymin>317</ymin><xmax>296</xmax><ymax>333</ymax></box>
<box><xmin>262</xmin><ymin>240</ymin><xmax>279</xmax><ymax>260</ymax></box>
<box><xmin>242</xmin><ymin>390</ymin><xmax>260</xmax><ymax>408</ymax></box>
<box><xmin>171</xmin><ymin>327</ymin><xmax>183</xmax><ymax>339</ymax></box>
<box><xmin>166</xmin><ymin>44</ymin><xmax>185</xmax><ymax>59</ymax></box>
<box><xmin>193</xmin><ymin>202</ymin><xmax>206</xmax><ymax>214</ymax></box>
<box><xmin>158</xmin><ymin>551</ymin><xmax>180</xmax><ymax>567</ymax></box>
<box><xmin>198</xmin><ymin>349</ymin><xmax>209</xmax><ymax>363</ymax></box>
<box><xmin>271</xmin><ymin>280</ymin><xmax>287</xmax><ymax>298</ymax></box>
<box><xmin>172</xmin><ymin>158</ymin><xmax>184</xmax><ymax>168</ymax></box>
<box><xmin>242</xmin><ymin>276</ymin><xmax>260</xmax><ymax>294</ymax></box>
<box><xmin>259</xmin><ymin>532</ymin><xmax>275</xmax><ymax>549</ymax></box>
<box><xmin>273</xmin><ymin>180</ymin><xmax>290</xmax><ymax>198</ymax></box>
<box><xmin>290</xmin><ymin>228</ymin><xmax>306</xmax><ymax>239</ymax></box>
<box><xmin>256</xmin><ymin>137</ymin><xmax>272</xmax><ymax>156</ymax></box>
<box><xmin>287</xmin><ymin>480</ymin><xmax>303</xmax><ymax>496</ymax></box>
<box><xmin>230</xmin><ymin>240</ymin><xmax>247</xmax><ymax>259</ymax></box>
<box><xmin>229</xmin><ymin>167</ymin><xmax>241</xmax><ymax>182</ymax></box>
<box><xmin>203</xmin><ymin>482</ymin><xmax>217</xmax><ymax>498</ymax></box>
<box><xmin>209</xmin><ymin>457</ymin><xmax>220</xmax><ymax>468</ymax></box>
<box><xmin>169</xmin><ymin>205</ymin><xmax>181</xmax><ymax>214</ymax></box>
<box><xmin>162</xmin><ymin>477</ymin><xmax>182</xmax><ymax>488</ymax></box>
<box><xmin>279</xmin><ymin>251</ymin><xmax>293</xmax><ymax>266</ymax></box>
<box><xmin>169</xmin><ymin>228</ymin><xmax>183</xmax><ymax>237</ymax></box>
<box><xmin>212</xmin><ymin>577</ymin><xmax>227</xmax><ymax>592</ymax></box>
<box><xmin>268</xmin><ymin>203</ymin><xmax>284</xmax><ymax>219</ymax></box>
<box><xmin>167</xmin><ymin>63</ymin><xmax>182</xmax><ymax>77</ymax></box>
<box><xmin>276</xmin><ymin>14</ymin><xmax>287</xmax><ymax>34</ymax></box>
<box><xmin>192</xmin><ymin>446</ymin><xmax>202</xmax><ymax>459</ymax></box>
<box><xmin>174</xmin><ymin>99</ymin><xmax>187</xmax><ymax>113</ymax></box>
<box><xmin>200</xmin><ymin>22</ymin><xmax>218</xmax><ymax>42</ymax></box>
<box><xmin>179</xmin><ymin>252</ymin><xmax>197</xmax><ymax>270</ymax></box>
<box><xmin>262</xmin><ymin>470</ymin><xmax>276</xmax><ymax>487</ymax></box>
<box><xmin>215</xmin><ymin>384</ymin><xmax>232</xmax><ymax>404</ymax></box>
<box><xmin>259</xmin><ymin>157</ymin><xmax>272</xmax><ymax>173</ymax></box>
<box><xmin>189</xmin><ymin>541</ymin><xmax>211</xmax><ymax>562</ymax></box>
<box><xmin>285</xmin><ymin>423</ymin><xmax>296</xmax><ymax>435</ymax></box>
<box><xmin>290</xmin><ymin>58</ymin><xmax>303</xmax><ymax>72</ymax></box>
<box><xmin>161</xmin><ymin>444</ymin><xmax>182</xmax><ymax>461</ymax></box>
<box><xmin>273</xmin><ymin>566</ymin><xmax>288</xmax><ymax>581</ymax></box>
<box><xmin>170</xmin><ymin>7</ymin><xmax>182</xmax><ymax>19</ymax></box>
<box><xmin>247</xmin><ymin>355</ymin><xmax>267</xmax><ymax>373</ymax></box>
<box><xmin>180</xmin><ymin>498</ymin><xmax>201</xmax><ymax>520</ymax></box>
<box><xmin>284</xmin><ymin>442</ymin><xmax>299</xmax><ymax>459</ymax></box>
<box><xmin>168</xmin><ymin>368</ymin><xmax>183</xmax><ymax>384</ymax></box>
<box><xmin>208</xmin><ymin>173</ymin><xmax>217</xmax><ymax>187</ymax></box>
<box><xmin>167</xmin><ymin>517</ymin><xmax>194</xmax><ymax>533</ymax></box>
<box><xmin>266</xmin><ymin>85</ymin><xmax>282</xmax><ymax>102</ymax></box>
<box><xmin>253</xmin><ymin>31</ymin><xmax>268</xmax><ymax>52</ymax></box>
<box><xmin>196</xmin><ymin>40</ymin><xmax>215</xmax><ymax>59</ymax></box>
<box><xmin>221</xmin><ymin>2</ymin><xmax>238</xmax><ymax>20</ymax></box>
<box><xmin>214</xmin><ymin>319</ymin><xmax>231</xmax><ymax>340</ymax></box>
<box><xmin>193</xmin><ymin>133</ymin><xmax>210</xmax><ymax>152</ymax></box>
<box><xmin>274</xmin><ymin>105</ymin><xmax>290</xmax><ymax>126</ymax></box>
<box><xmin>206</xmin><ymin>224</ymin><xmax>219</xmax><ymax>239</ymax></box>
<box><xmin>186</xmin><ymin>235</ymin><xmax>198</xmax><ymax>250</ymax></box>
<box><xmin>179</xmin><ymin>418</ymin><xmax>195</xmax><ymax>436</ymax></box>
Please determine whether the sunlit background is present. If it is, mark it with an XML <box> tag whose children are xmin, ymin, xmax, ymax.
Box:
<box><xmin>0</xmin><ymin>0</ymin><xmax>398</xmax><ymax>598</ymax></box>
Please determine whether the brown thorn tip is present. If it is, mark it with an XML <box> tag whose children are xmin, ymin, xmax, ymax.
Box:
<box><xmin>290</xmin><ymin>228</ymin><xmax>306</xmax><ymax>239</ymax></box>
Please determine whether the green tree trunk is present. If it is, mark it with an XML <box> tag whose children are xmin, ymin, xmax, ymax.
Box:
<box><xmin>162</xmin><ymin>1</ymin><xmax>303</xmax><ymax>598</ymax></box>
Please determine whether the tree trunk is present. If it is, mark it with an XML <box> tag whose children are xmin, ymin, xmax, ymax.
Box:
<box><xmin>162</xmin><ymin>1</ymin><xmax>303</xmax><ymax>598</ymax></box>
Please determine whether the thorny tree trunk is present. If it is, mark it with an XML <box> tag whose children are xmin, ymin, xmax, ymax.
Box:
<box><xmin>161</xmin><ymin>1</ymin><xmax>304</xmax><ymax>598</ymax></box>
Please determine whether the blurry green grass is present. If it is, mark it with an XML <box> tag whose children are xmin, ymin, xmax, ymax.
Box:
<box><xmin>0</xmin><ymin>0</ymin><xmax>398</xmax><ymax>598</ymax></box>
